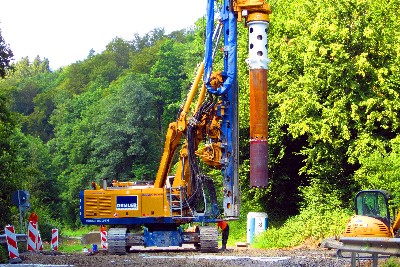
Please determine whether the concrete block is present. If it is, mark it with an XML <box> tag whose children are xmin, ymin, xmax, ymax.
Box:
<box><xmin>81</xmin><ymin>231</ymin><xmax>101</xmax><ymax>245</ymax></box>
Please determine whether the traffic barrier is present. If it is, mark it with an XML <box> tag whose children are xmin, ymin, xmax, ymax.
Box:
<box><xmin>4</xmin><ymin>225</ymin><xmax>20</xmax><ymax>261</ymax></box>
<box><xmin>27</xmin><ymin>221</ymin><xmax>38</xmax><ymax>251</ymax></box>
<box><xmin>339</xmin><ymin>237</ymin><xmax>400</xmax><ymax>267</ymax></box>
<box><xmin>37</xmin><ymin>231</ymin><xmax>43</xmax><ymax>251</ymax></box>
<box><xmin>51</xmin><ymin>229</ymin><xmax>58</xmax><ymax>251</ymax></box>
<box><xmin>100</xmin><ymin>228</ymin><xmax>108</xmax><ymax>250</ymax></box>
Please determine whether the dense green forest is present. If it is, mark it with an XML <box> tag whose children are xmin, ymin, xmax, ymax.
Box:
<box><xmin>1</xmin><ymin>0</ymin><xmax>399</xmax><ymax>247</ymax></box>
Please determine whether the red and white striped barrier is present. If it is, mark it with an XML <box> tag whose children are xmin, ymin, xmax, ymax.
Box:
<box><xmin>101</xmin><ymin>228</ymin><xmax>107</xmax><ymax>250</ymax></box>
<box><xmin>4</xmin><ymin>225</ymin><xmax>20</xmax><ymax>260</ymax></box>
<box><xmin>27</xmin><ymin>221</ymin><xmax>38</xmax><ymax>251</ymax></box>
<box><xmin>51</xmin><ymin>229</ymin><xmax>58</xmax><ymax>251</ymax></box>
<box><xmin>37</xmin><ymin>231</ymin><xmax>43</xmax><ymax>251</ymax></box>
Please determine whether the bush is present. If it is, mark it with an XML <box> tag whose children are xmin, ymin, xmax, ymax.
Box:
<box><xmin>226</xmin><ymin>218</ymin><xmax>248</xmax><ymax>245</ymax></box>
<box><xmin>252</xmin><ymin>208</ymin><xmax>351</xmax><ymax>248</ymax></box>
<box><xmin>35</xmin><ymin>212</ymin><xmax>62</xmax><ymax>242</ymax></box>
<box><xmin>248</xmin><ymin>178</ymin><xmax>353</xmax><ymax>248</ymax></box>
<box><xmin>383</xmin><ymin>257</ymin><xmax>400</xmax><ymax>267</ymax></box>
<box><xmin>0</xmin><ymin>244</ymin><xmax>8</xmax><ymax>263</ymax></box>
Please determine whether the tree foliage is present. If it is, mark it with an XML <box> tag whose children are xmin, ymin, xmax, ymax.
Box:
<box><xmin>90</xmin><ymin>74</ymin><xmax>160</xmax><ymax>181</ymax></box>
<box><xmin>267</xmin><ymin>0</ymin><xmax>400</xmax><ymax>214</ymax></box>
<box><xmin>0</xmin><ymin>92</ymin><xmax>18</xmax><ymax>227</ymax></box>
<box><xmin>0</xmin><ymin>28</ymin><xmax>13</xmax><ymax>78</ymax></box>
<box><xmin>355</xmin><ymin>136</ymin><xmax>400</xmax><ymax>204</ymax></box>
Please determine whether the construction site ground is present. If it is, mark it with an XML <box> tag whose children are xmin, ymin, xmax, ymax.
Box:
<box><xmin>3</xmin><ymin>245</ymin><xmax>393</xmax><ymax>267</ymax></box>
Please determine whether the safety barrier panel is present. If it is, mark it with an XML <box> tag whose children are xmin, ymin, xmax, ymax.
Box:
<box><xmin>37</xmin><ymin>231</ymin><xmax>43</xmax><ymax>251</ymax></box>
<box><xmin>101</xmin><ymin>229</ymin><xmax>108</xmax><ymax>249</ymax></box>
<box><xmin>27</xmin><ymin>221</ymin><xmax>38</xmax><ymax>251</ymax></box>
<box><xmin>2</xmin><ymin>222</ymin><xmax>59</xmax><ymax>263</ymax></box>
<box><xmin>5</xmin><ymin>225</ymin><xmax>19</xmax><ymax>260</ymax></box>
<box><xmin>52</xmin><ymin>229</ymin><xmax>59</xmax><ymax>251</ymax></box>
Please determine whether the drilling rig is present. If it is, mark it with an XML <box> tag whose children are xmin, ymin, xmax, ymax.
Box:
<box><xmin>80</xmin><ymin>0</ymin><xmax>271</xmax><ymax>253</ymax></box>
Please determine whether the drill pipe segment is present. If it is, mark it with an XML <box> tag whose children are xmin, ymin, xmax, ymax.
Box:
<box><xmin>247</xmin><ymin>20</ymin><xmax>270</xmax><ymax>188</ymax></box>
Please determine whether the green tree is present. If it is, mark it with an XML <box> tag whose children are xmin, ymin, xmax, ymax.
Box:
<box><xmin>104</xmin><ymin>37</ymin><xmax>132</xmax><ymax>69</ymax></box>
<box><xmin>0</xmin><ymin>28</ymin><xmax>13</xmax><ymax>78</ymax></box>
<box><xmin>131</xmin><ymin>28</ymin><xmax>166</xmax><ymax>51</ymax></box>
<box><xmin>0</xmin><ymin>57</ymin><xmax>59</xmax><ymax>141</ymax></box>
<box><xmin>354</xmin><ymin>136</ymin><xmax>400</xmax><ymax>204</ymax></box>
<box><xmin>90</xmin><ymin>74</ymin><xmax>160</xmax><ymax>181</ymax></box>
<box><xmin>0</xmin><ymin>92</ymin><xmax>18</xmax><ymax>227</ymax></box>
<box><xmin>150</xmin><ymin>39</ymin><xmax>187</xmax><ymax>134</ymax></box>
<box><xmin>15</xmin><ymin>131</ymin><xmax>61</xmax><ymax>220</ymax></box>
<box><xmin>49</xmin><ymin>83</ymin><xmax>105</xmax><ymax>226</ymax></box>
<box><xmin>266</xmin><ymin>0</ymin><xmax>400</xmax><ymax>214</ymax></box>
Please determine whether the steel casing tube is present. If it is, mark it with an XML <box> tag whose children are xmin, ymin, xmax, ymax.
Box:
<box><xmin>250</xmin><ymin>139</ymin><xmax>268</xmax><ymax>187</ymax></box>
<box><xmin>249</xmin><ymin>69</ymin><xmax>268</xmax><ymax>187</ymax></box>
<box><xmin>247</xmin><ymin>20</ymin><xmax>270</xmax><ymax>188</ymax></box>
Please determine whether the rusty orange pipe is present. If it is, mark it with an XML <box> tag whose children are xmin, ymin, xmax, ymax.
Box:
<box><xmin>250</xmin><ymin>69</ymin><xmax>268</xmax><ymax>188</ymax></box>
<box><xmin>247</xmin><ymin>16</ymin><xmax>271</xmax><ymax>188</ymax></box>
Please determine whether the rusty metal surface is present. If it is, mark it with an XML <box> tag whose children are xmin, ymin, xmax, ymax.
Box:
<box><xmin>249</xmin><ymin>69</ymin><xmax>268</xmax><ymax>140</ymax></box>
<box><xmin>249</xmin><ymin>69</ymin><xmax>268</xmax><ymax>188</ymax></box>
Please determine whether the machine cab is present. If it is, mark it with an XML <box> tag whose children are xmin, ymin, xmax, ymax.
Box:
<box><xmin>354</xmin><ymin>190</ymin><xmax>391</xmax><ymax>227</ymax></box>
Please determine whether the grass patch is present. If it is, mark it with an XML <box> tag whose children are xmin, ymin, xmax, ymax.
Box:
<box><xmin>56</xmin><ymin>226</ymin><xmax>97</xmax><ymax>253</ymax></box>
<box><xmin>61</xmin><ymin>226</ymin><xmax>98</xmax><ymax>238</ymax></box>
<box><xmin>59</xmin><ymin>239</ymin><xmax>86</xmax><ymax>253</ymax></box>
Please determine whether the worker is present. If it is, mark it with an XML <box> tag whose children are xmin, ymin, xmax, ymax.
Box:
<box><xmin>217</xmin><ymin>219</ymin><xmax>229</xmax><ymax>250</ymax></box>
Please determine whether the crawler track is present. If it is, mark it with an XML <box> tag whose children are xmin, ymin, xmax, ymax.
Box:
<box><xmin>199</xmin><ymin>226</ymin><xmax>219</xmax><ymax>252</ymax></box>
<box><xmin>107</xmin><ymin>228</ymin><xmax>128</xmax><ymax>255</ymax></box>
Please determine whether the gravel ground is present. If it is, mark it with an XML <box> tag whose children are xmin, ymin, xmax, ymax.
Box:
<box><xmin>15</xmin><ymin>246</ymin><xmax>387</xmax><ymax>267</ymax></box>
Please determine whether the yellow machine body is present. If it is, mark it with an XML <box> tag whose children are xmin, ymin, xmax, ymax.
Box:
<box><xmin>83</xmin><ymin>185</ymin><xmax>171</xmax><ymax>220</ymax></box>
<box><xmin>343</xmin><ymin>215</ymin><xmax>391</xmax><ymax>237</ymax></box>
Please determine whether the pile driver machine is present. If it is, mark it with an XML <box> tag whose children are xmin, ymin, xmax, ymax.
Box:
<box><xmin>80</xmin><ymin>0</ymin><xmax>271</xmax><ymax>253</ymax></box>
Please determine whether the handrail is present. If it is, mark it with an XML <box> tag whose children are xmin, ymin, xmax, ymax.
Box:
<box><xmin>0</xmin><ymin>233</ymin><xmax>27</xmax><ymax>244</ymax></box>
<box><xmin>338</xmin><ymin>237</ymin><xmax>400</xmax><ymax>267</ymax></box>
<box><xmin>339</xmin><ymin>237</ymin><xmax>400</xmax><ymax>256</ymax></box>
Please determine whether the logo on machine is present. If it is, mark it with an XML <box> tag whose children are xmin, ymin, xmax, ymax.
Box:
<box><xmin>116</xmin><ymin>196</ymin><xmax>138</xmax><ymax>210</ymax></box>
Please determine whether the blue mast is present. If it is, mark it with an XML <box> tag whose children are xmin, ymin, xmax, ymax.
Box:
<box><xmin>204</xmin><ymin>0</ymin><xmax>239</xmax><ymax>218</ymax></box>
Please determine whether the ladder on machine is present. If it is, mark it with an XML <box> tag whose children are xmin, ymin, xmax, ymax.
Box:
<box><xmin>168</xmin><ymin>187</ymin><xmax>183</xmax><ymax>217</ymax></box>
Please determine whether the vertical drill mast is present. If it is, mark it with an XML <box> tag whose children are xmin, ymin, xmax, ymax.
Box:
<box><xmin>204</xmin><ymin>0</ymin><xmax>271</xmax><ymax>218</ymax></box>
<box><xmin>204</xmin><ymin>0</ymin><xmax>239</xmax><ymax>217</ymax></box>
